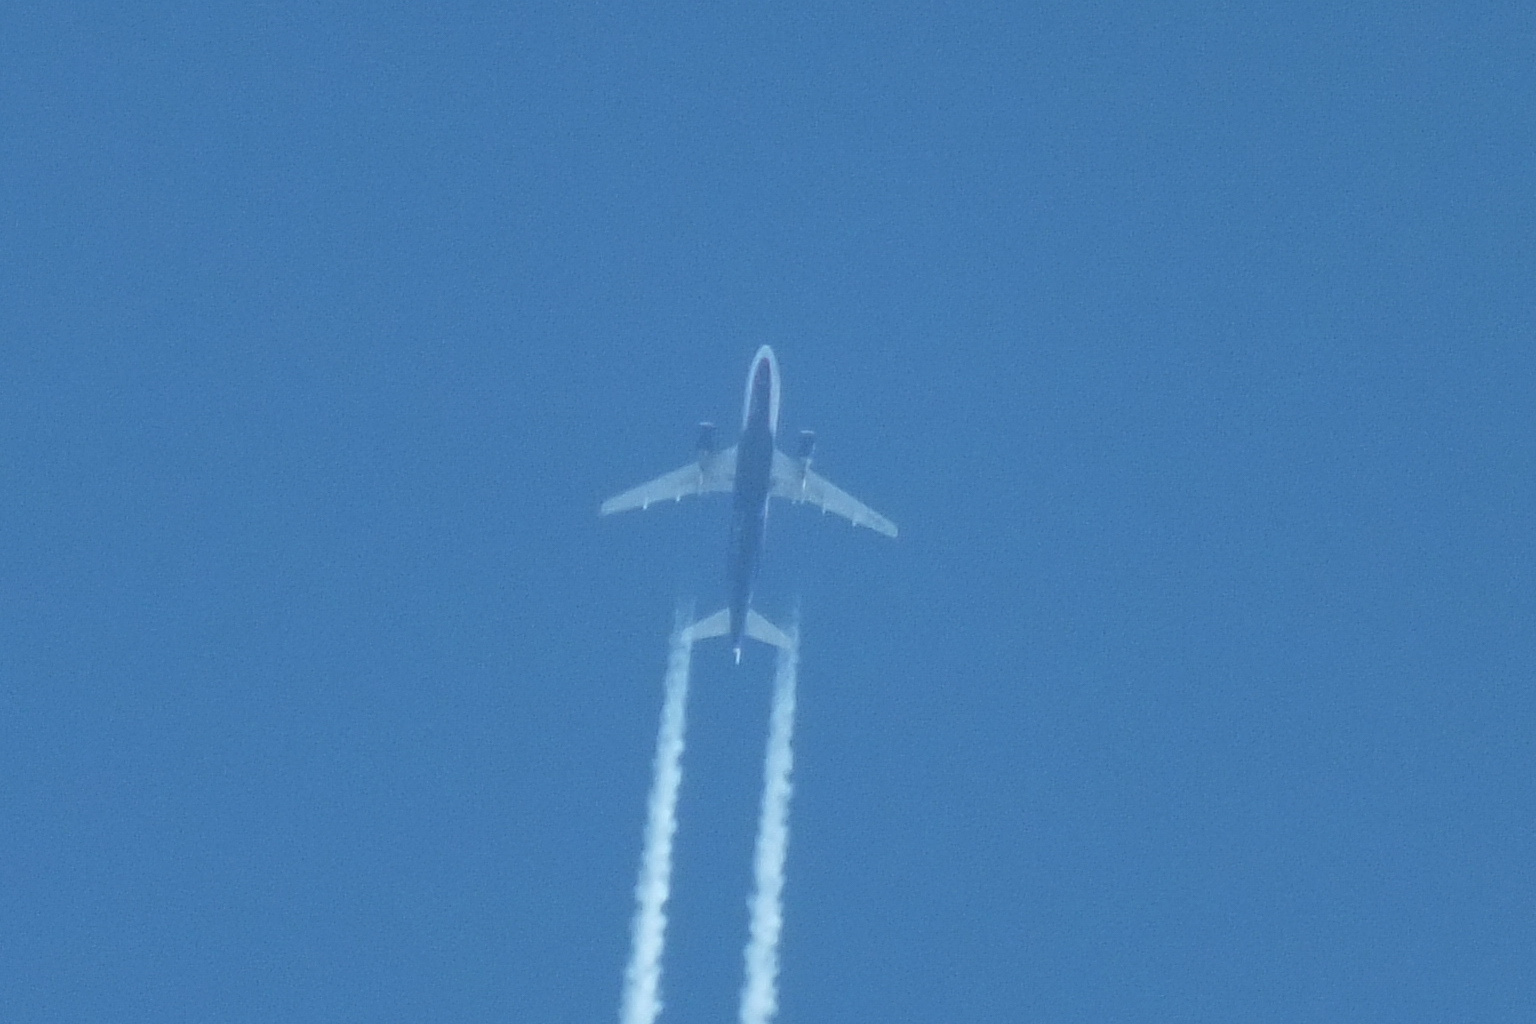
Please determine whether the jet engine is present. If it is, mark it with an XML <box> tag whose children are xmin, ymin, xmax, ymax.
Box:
<box><xmin>795</xmin><ymin>430</ymin><xmax>816</xmax><ymax>466</ymax></box>
<box><xmin>696</xmin><ymin>421</ymin><xmax>717</xmax><ymax>456</ymax></box>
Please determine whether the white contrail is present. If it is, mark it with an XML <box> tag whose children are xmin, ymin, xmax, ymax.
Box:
<box><xmin>619</xmin><ymin>608</ymin><xmax>694</xmax><ymax>1024</ymax></box>
<box><xmin>739</xmin><ymin>627</ymin><xmax>800</xmax><ymax>1024</ymax></box>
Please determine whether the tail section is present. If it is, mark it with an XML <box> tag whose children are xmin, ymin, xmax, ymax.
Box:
<box><xmin>744</xmin><ymin>610</ymin><xmax>793</xmax><ymax>651</ymax></box>
<box><xmin>687</xmin><ymin>607</ymin><xmax>793</xmax><ymax>655</ymax></box>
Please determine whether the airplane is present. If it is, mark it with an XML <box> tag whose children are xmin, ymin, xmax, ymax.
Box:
<box><xmin>601</xmin><ymin>345</ymin><xmax>897</xmax><ymax>662</ymax></box>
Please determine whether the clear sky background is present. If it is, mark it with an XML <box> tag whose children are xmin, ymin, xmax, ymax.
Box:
<box><xmin>2</xmin><ymin>4</ymin><xmax>1532</xmax><ymax>1022</ymax></box>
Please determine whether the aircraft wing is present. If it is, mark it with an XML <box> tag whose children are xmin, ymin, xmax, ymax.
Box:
<box><xmin>600</xmin><ymin>446</ymin><xmax>737</xmax><ymax>515</ymax></box>
<box><xmin>771</xmin><ymin>450</ymin><xmax>898</xmax><ymax>538</ymax></box>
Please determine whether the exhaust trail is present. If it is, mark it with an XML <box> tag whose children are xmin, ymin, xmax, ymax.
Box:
<box><xmin>619</xmin><ymin>607</ymin><xmax>694</xmax><ymax>1024</ymax></box>
<box><xmin>739</xmin><ymin>626</ymin><xmax>800</xmax><ymax>1024</ymax></box>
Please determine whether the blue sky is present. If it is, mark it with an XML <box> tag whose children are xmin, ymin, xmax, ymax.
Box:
<box><xmin>2</xmin><ymin>4</ymin><xmax>1532</xmax><ymax>1022</ymax></box>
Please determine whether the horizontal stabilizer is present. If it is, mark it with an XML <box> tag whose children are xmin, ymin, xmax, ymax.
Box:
<box><xmin>688</xmin><ymin>609</ymin><xmax>730</xmax><ymax>643</ymax></box>
<box><xmin>685</xmin><ymin>608</ymin><xmax>794</xmax><ymax>651</ymax></box>
<box><xmin>745</xmin><ymin>610</ymin><xmax>793</xmax><ymax>651</ymax></box>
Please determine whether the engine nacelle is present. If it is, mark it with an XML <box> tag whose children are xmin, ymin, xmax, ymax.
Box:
<box><xmin>795</xmin><ymin>429</ymin><xmax>816</xmax><ymax>463</ymax></box>
<box><xmin>696</xmin><ymin>421</ymin><xmax>717</xmax><ymax>456</ymax></box>
<box><xmin>798</xmin><ymin>429</ymin><xmax>823</xmax><ymax>463</ymax></box>
<box><xmin>781</xmin><ymin>430</ymin><xmax>816</xmax><ymax>501</ymax></box>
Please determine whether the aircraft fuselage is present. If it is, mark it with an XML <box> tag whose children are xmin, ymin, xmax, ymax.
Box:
<box><xmin>599</xmin><ymin>342</ymin><xmax>893</xmax><ymax>659</ymax></box>
<box><xmin>727</xmin><ymin>347</ymin><xmax>781</xmax><ymax>659</ymax></box>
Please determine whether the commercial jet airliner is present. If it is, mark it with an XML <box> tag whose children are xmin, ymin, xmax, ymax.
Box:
<box><xmin>601</xmin><ymin>346</ymin><xmax>897</xmax><ymax>661</ymax></box>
